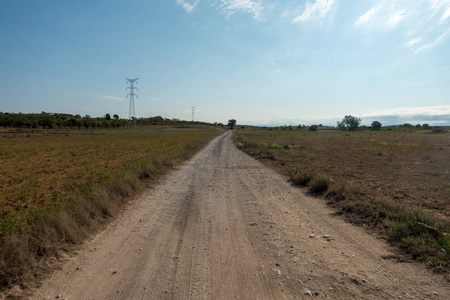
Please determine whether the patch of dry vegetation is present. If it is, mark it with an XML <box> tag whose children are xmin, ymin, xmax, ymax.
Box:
<box><xmin>0</xmin><ymin>126</ymin><xmax>221</xmax><ymax>292</ymax></box>
<box><xmin>234</xmin><ymin>128</ymin><xmax>450</xmax><ymax>267</ymax></box>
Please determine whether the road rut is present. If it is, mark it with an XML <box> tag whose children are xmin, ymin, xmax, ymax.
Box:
<box><xmin>34</xmin><ymin>131</ymin><xmax>449</xmax><ymax>299</ymax></box>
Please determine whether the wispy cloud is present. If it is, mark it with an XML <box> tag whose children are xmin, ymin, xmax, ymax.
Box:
<box><xmin>414</xmin><ymin>29</ymin><xmax>450</xmax><ymax>52</ymax></box>
<box><xmin>75</xmin><ymin>94</ymin><xmax>124</xmax><ymax>101</ymax></box>
<box><xmin>387</xmin><ymin>9</ymin><xmax>407</xmax><ymax>27</ymax></box>
<box><xmin>359</xmin><ymin>105</ymin><xmax>450</xmax><ymax>125</ymax></box>
<box><xmin>252</xmin><ymin>105</ymin><xmax>450</xmax><ymax>126</ymax></box>
<box><xmin>219</xmin><ymin>0</ymin><xmax>263</xmax><ymax>19</ymax></box>
<box><xmin>431</xmin><ymin>0</ymin><xmax>450</xmax><ymax>21</ymax></box>
<box><xmin>175</xmin><ymin>0</ymin><xmax>200</xmax><ymax>13</ymax></box>
<box><xmin>355</xmin><ymin>3</ymin><xmax>408</xmax><ymax>29</ymax></box>
<box><xmin>355</xmin><ymin>6</ymin><xmax>379</xmax><ymax>26</ymax></box>
<box><xmin>354</xmin><ymin>1</ymin><xmax>449</xmax><ymax>53</ymax></box>
<box><xmin>292</xmin><ymin>0</ymin><xmax>335</xmax><ymax>23</ymax></box>
<box><xmin>406</xmin><ymin>36</ymin><xmax>422</xmax><ymax>48</ymax></box>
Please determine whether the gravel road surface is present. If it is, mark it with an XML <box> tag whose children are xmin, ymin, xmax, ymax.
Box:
<box><xmin>34</xmin><ymin>131</ymin><xmax>449</xmax><ymax>299</ymax></box>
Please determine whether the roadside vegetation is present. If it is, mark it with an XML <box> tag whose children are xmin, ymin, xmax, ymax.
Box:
<box><xmin>0</xmin><ymin>111</ymin><xmax>215</xmax><ymax>130</ymax></box>
<box><xmin>0</xmin><ymin>125</ymin><xmax>222</xmax><ymax>291</ymax></box>
<box><xmin>233</xmin><ymin>125</ymin><xmax>450</xmax><ymax>268</ymax></box>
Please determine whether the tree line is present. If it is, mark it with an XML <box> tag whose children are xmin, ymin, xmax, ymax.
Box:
<box><xmin>0</xmin><ymin>112</ymin><xmax>212</xmax><ymax>130</ymax></box>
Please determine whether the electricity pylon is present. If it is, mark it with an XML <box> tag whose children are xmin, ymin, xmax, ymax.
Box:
<box><xmin>126</xmin><ymin>78</ymin><xmax>139</xmax><ymax>128</ymax></box>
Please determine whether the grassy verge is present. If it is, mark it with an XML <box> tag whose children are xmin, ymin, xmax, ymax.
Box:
<box><xmin>234</xmin><ymin>129</ymin><xmax>450</xmax><ymax>269</ymax></box>
<box><xmin>0</xmin><ymin>126</ymin><xmax>222</xmax><ymax>292</ymax></box>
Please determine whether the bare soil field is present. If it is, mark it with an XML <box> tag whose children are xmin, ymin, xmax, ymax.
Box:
<box><xmin>234</xmin><ymin>129</ymin><xmax>450</xmax><ymax>218</ymax></box>
<box><xmin>0</xmin><ymin>127</ymin><xmax>221</xmax><ymax>234</ymax></box>
<box><xmin>234</xmin><ymin>129</ymin><xmax>450</xmax><ymax>266</ymax></box>
<box><xmin>28</xmin><ymin>131</ymin><xmax>449</xmax><ymax>299</ymax></box>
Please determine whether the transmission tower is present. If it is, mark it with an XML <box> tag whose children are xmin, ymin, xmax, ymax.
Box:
<box><xmin>191</xmin><ymin>107</ymin><xmax>195</xmax><ymax>122</ymax></box>
<box><xmin>126</xmin><ymin>78</ymin><xmax>139</xmax><ymax>128</ymax></box>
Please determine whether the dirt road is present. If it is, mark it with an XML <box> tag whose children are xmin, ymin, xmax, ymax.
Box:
<box><xmin>34</xmin><ymin>131</ymin><xmax>448</xmax><ymax>299</ymax></box>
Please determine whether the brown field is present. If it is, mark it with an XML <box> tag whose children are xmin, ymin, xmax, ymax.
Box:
<box><xmin>234</xmin><ymin>128</ymin><xmax>450</xmax><ymax>266</ymax></box>
<box><xmin>0</xmin><ymin>126</ymin><xmax>222</xmax><ymax>234</ymax></box>
<box><xmin>235</xmin><ymin>129</ymin><xmax>450</xmax><ymax>218</ymax></box>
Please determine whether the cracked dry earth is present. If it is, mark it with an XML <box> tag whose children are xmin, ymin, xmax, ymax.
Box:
<box><xmin>33</xmin><ymin>131</ymin><xmax>449</xmax><ymax>299</ymax></box>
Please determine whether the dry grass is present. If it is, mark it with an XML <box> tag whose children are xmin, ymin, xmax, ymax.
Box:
<box><xmin>0</xmin><ymin>126</ymin><xmax>221</xmax><ymax>292</ymax></box>
<box><xmin>0</xmin><ymin>127</ymin><xmax>220</xmax><ymax>234</ymax></box>
<box><xmin>234</xmin><ymin>128</ymin><xmax>450</xmax><ymax>267</ymax></box>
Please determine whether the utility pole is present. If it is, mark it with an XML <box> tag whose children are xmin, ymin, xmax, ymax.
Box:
<box><xmin>191</xmin><ymin>107</ymin><xmax>195</xmax><ymax>122</ymax></box>
<box><xmin>126</xmin><ymin>78</ymin><xmax>139</xmax><ymax>128</ymax></box>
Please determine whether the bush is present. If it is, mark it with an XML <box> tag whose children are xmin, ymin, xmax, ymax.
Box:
<box><xmin>291</xmin><ymin>167</ymin><xmax>315</xmax><ymax>186</ymax></box>
<box><xmin>309</xmin><ymin>174</ymin><xmax>330</xmax><ymax>193</ymax></box>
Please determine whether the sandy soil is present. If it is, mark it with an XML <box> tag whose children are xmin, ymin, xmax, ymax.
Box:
<box><xmin>33</xmin><ymin>131</ymin><xmax>449</xmax><ymax>299</ymax></box>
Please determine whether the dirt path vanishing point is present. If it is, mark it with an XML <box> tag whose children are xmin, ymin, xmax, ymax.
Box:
<box><xmin>33</xmin><ymin>131</ymin><xmax>449</xmax><ymax>299</ymax></box>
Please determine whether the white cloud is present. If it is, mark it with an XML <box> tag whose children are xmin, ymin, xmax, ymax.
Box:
<box><xmin>431</xmin><ymin>0</ymin><xmax>450</xmax><ymax>21</ymax></box>
<box><xmin>175</xmin><ymin>0</ymin><xmax>200</xmax><ymax>13</ymax></box>
<box><xmin>292</xmin><ymin>0</ymin><xmax>335</xmax><ymax>23</ymax></box>
<box><xmin>360</xmin><ymin>105</ymin><xmax>450</xmax><ymax>118</ymax></box>
<box><xmin>98</xmin><ymin>95</ymin><xmax>124</xmax><ymax>101</ymax></box>
<box><xmin>387</xmin><ymin>9</ymin><xmax>407</xmax><ymax>27</ymax></box>
<box><xmin>219</xmin><ymin>0</ymin><xmax>264</xmax><ymax>19</ymax></box>
<box><xmin>415</xmin><ymin>29</ymin><xmax>450</xmax><ymax>51</ymax></box>
<box><xmin>442</xmin><ymin>7</ymin><xmax>450</xmax><ymax>21</ymax></box>
<box><xmin>406</xmin><ymin>36</ymin><xmax>422</xmax><ymax>47</ymax></box>
<box><xmin>355</xmin><ymin>4</ymin><xmax>407</xmax><ymax>29</ymax></box>
<box><xmin>358</xmin><ymin>105</ymin><xmax>450</xmax><ymax>125</ymax></box>
<box><xmin>355</xmin><ymin>6</ymin><xmax>379</xmax><ymax>26</ymax></box>
<box><xmin>75</xmin><ymin>94</ymin><xmax>124</xmax><ymax>101</ymax></box>
<box><xmin>245</xmin><ymin>105</ymin><xmax>450</xmax><ymax>126</ymax></box>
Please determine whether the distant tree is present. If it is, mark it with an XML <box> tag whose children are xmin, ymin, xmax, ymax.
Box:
<box><xmin>40</xmin><ymin>112</ymin><xmax>55</xmax><ymax>129</ymax></box>
<box><xmin>55</xmin><ymin>118</ymin><xmax>63</xmax><ymax>129</ymax></box>
<box><xmin>102</xmin><ymin>120</ymin><xmax>111</xmax><ymax>128</ymax></box>
<box><xmin>67</xmin><ymin>118</ymin><xmax>77</xmax><ymax>129</ymax></box>
<box><xmin>83</xmin><ymin>115</ymin><xmax>91</xmax><ymax>130</ymax></box>
<box><xmin>371</xmin><ymin>121</ymin><xmax>382</xmax><ymax>130</ymax></box>
<box><xmin>75</xmin><ymin>114</ymin><xmax>82</xmax><ymax>119</ymax></box>
<box><xmin>422</xmin><ymin>123</ymin><xmax>430</xmax><ymax>129</ymax></box>
<box><xmin>228</xmin><ymin>119</ymin><xmax>236</xmax><ymax>129</ymax></box>
<box><xmin>91</xmin><ymin>119</ymin><xmax>100</xmax><ymax>129</ymax></box>
<box><xmin>337</xmin><ymin>115</ymin><xmax>361</xmax><ymax>131</ymax></box>
<box><xmin>105</xmin><ymin>113</ymin><xmax>111</xmax><ymax>121</ymax></box>
<box><xmin>309</xmin><ymin>125</ymin><xmax>318</xmax><ymax>131</ymax></box>
<box><xmin>415</xmin><ymin>124</ymin><xmax>422</xmax><ymax>129</ymax></box>
<box><xmin>14</xmin><ymin>114</ymin><xmax>26</xmax><ymax>128</ymax></box>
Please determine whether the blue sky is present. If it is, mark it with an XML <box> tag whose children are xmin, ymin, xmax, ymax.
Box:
<box><xmin>0</xmin><ymin>0</ymin><xmax>449</xmax><ymax>126</ymax></box>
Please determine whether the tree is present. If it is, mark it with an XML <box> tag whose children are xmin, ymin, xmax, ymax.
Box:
<box><xmin>371</xmin><ymin>121</ymin><xmax>382</xmax><ymax>130</ymax></box>
<box><xmin>422</xmin><ymin>123</ymin><xmax>430</xmax><ymax>129</ymax></box>
<box><xmin>40</xmin><ymin>112</ymin><xmax>55</xmax><ymax>128</ymax></box>
<box><xmin>337</xmin><ymin>115</ymin><xmax>361</xmax><ymax>131</ymax></box>
<box><xmin>309</xmin><ymin>125</ymin><xmax>318</xmax><ymax>131</ymax></box>
<box><xmin>228</xmin><ymin>119</ymin><xmax>236</xmax><ymax>129</ymax></box>
<box><xmin>83</xmin><ymin>115</ymin><xmax>91</xmax><ymax>130</ymax></box>
<box><xmin>105</xmin><ymin>113</ymin><xmax>111</xmax><ymax>121</ymax></box>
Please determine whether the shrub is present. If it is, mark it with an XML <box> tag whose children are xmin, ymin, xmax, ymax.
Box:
<box><xmin>291</xmin><ymin>167</ymin><xmax>315</xmax><ymax>186</ymax></box>
<box><xmin>309</xmin><ymin>174</ymin><xmax>330</xmax><ymax>193</ymax></box>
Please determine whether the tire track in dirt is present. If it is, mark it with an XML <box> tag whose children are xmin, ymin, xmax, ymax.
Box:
<box><xmin>33</xmin><ymin>131</ymin><xmax>449</xmax><ymax>299</ymax></box>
